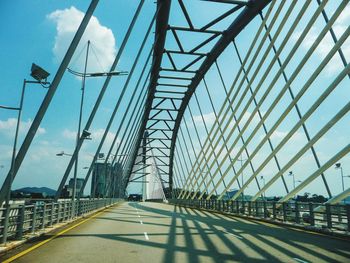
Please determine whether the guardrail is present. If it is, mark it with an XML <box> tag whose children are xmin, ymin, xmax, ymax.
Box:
<box><xmin>169</xmin><ymin>199</ymin><xmax>350</xmax><ymax>233</ymax></box>
<box><xmin>0</xmin><ymin>198</ymin><xmax>122</xmax><ymax>244</ymax></box>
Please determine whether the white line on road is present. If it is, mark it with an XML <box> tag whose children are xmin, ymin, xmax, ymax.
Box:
<box><xmin>222</xmin><ymin>231</ymin><xmax>243</xmax><ymax>239</ymax></box>
<box><xmin>293</xmin><ymin>258</ymin><xmax>309</xmax><ymax>263</ymax></box>
<box><xmin>144</xmin><ymin>232</ymin><xmax>149</xmax><ymax>240</ymax></box>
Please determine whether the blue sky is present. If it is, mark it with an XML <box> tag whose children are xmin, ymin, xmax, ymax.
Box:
<box><xmin>0</xmin><ymin>1</ymin><xmax>349</xmax><ymax>199</ymax></box>
<box><xmin>0</xmin><ymin>1</ymin><xmax>156</xmax><ymax>194</ymax></box>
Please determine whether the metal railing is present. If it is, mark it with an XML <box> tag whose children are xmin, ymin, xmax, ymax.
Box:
<box><xmin>169</xmin><ymin>199</ymin><xmax>350</xmax><ymax>232</ymax></box>
<box><xmin>0</xmin><ymin>198</ymin><xmax>122</xmax><ymax>244</ymax></box>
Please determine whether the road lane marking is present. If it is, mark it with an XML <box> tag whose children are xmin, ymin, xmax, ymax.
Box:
<box><xmin>222</xmin><ymin>230</ymin><xmax>243</xmax><ymax>239</ymax></box>
<box><xmin>293</xmin><ymin>258</ymin><xmax>309</xmax><ymax>263</ymax></box>
<box><xmin>144</xmin><ymin>232</ymin><xmax>149</xmax><ymax>240</ymax></box>
<box><xmin>3</xmin><ymin>208</ymin><xmax>109</xmax><ymax>263</ymax></box>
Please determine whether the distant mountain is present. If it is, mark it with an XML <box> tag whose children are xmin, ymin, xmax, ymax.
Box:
<box><xmin>14</xmin><ymin>187</ymin><xmax>56</xmax><ymax>197</ymax></box>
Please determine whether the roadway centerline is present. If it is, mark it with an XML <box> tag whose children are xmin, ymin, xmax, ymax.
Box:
<box><xmin>293</xmin><ymin>258</ymin><xmax>310</xmax><ymax>263</ymax></box>
<box><xmin>221</xmin><ymin>230</ymin><xmax>243</xmax><ymax>239</ymax></box>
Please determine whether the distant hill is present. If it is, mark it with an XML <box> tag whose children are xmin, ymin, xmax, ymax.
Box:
<box><xmin>14</xmin><ymin>187</ymin><xmax>56</xmax><ymax>197</ymax></box>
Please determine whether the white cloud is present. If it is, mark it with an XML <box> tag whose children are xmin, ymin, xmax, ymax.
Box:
<box><xmin>0</xmin><ymin>118</ymin><xmax>46</xmax><ymax>137</ymax></box>
<box><xmin>62</xmin><ymin>128</ymin><xmax>120</xmax><ymax>148</ymax></box>
<box><xmin>191</xmin><ymin>112</ymin><xmax>217</xmax><ymax>126</ymax></box>
<box><xmin>294</xmin><ymin>6</ymin><xmax>350</xmax><ymax>74</ymax></box>
<box><xmin>62</xmin><ymin>128</ymin><xmax>76</xmax><ymax>140</ymax></box>
<box><xmin>91</xmin><ymin>128</ymin><xmax>120</xmax><ymax>147</ymax></box>
<box><xmin>47</xmin><ymin>6</ymin><xmax>116</xmax><ymax>73</ymax></box>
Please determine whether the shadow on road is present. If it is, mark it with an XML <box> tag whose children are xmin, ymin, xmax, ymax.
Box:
<box><xmin>54</xmin><ymin>202</ymin><xmax>349</xmax><ymax>263</ymax></box>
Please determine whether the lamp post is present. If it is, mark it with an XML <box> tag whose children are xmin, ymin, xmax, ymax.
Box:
<box><xmin>260</xmin><ymin>175</ymin><xmax>266</xmax><ymax>198</ymax></box>
<box><xmin>0</xmin><ymin>63</ymin><xmax>50</xmax><ymax>243</ymax></box>
<box><xmin>67</xmin><ymin>40</ymin><xmax>128</xmax><ymax>217</ymax></box>
<box><xmin>288</xmin><ymin>171</ymin><xmax>296</xmax><ymax>189</ymax></box>
<box><xmin>335</xmin><ymin>163</ymin><xmax>350</xmax><ymax>192</ymax></box>
<box><xmin>56</xmin><ymin>151</ymin><xmax>73</xmax><ymax>157</ymax></box>
<box><xmin>238</xmin><ymin>155</ymin><xmax>247</xmax><ymax>201</ymax></box>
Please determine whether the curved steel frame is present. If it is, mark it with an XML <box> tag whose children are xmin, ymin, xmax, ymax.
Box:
<box><xmin>169</xmin><ymin>0</ymin><xmax>271</xmax><ymax>195</ymax></box>
<box><xmin>126</xmin><ymin>0</ymin><xmax>271</xmax><ymax>195</ymax></box>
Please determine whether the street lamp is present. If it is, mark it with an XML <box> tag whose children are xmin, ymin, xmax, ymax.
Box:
<box><xmin>0</xmin><ymin>63</ymin><xmax>50</xmax><ymax>244</ymax></box>
<box><xmin>288</xmin><ymin>171</ymin><xmax>296</xmax><ymax>189</ymax></box>
<box><xmin>56</xmin><ymin>151</ymin><xmax>73</xmax><ymax>157</ymax></box>
<box><xmin>260</xmin><ymin>175</ymin><xmax>266</xmax><ymax>198</ymax></box>
<box><xmin>30</xmin><ymin>63</ymin><xmax>50</xmax><ymax>82</ymax></box>
<box><xmin>335</xmin><ymin>163</ymin><xmax>350</xmax><ymax>192</ymax></box>
<box><xmin>238</xmin><ymin>154</ymin><xmax>247</xmax><ymax>200</ymax></box>
<box><xmin>67</xmin><ymin>40</ymin><xmax>128</xmax><ymax>217</ymax></box>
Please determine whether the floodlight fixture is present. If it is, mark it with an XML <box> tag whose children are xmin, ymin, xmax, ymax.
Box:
<box><xmin>30</xmin><ymin>63</ymin><xmax>50</xmax><ymax>82</ymax></box>
<box><xmin>56</xmin><ymin>151</ymin><xmax>73</xmax><ymax>157</ymax></box>
<box><xmin>82</xmin><ymin>129</ymin><xmax>91</xmax><ymax>139</ymax></box>
<box><xmin>335</xmin><ymin>162</ymin><xmax>341</xmax><ymax>169</ymax></box>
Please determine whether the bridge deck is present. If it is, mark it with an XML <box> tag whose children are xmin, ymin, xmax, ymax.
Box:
<box><xmin>2</xmin><ymin>202</ymin><xmax>349</xmax><ymax>263</ymax></box>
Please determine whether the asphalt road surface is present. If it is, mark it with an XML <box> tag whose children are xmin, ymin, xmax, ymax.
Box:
<box><xmin>1</xmin><ymin>202</ymin><xmax>349</xmax><ymax>263</ymax></box>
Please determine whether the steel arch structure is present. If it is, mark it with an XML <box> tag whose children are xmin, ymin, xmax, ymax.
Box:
<box><xmin>125</xmin><ymin>0</ymin><xmax>271</xmax><ymax>193</ymax></box>
<box><xmin>0</xmin><ymin>0</ymin><xmax>349</xmax><ymax>207</ymax></box>
<box><xmin>126</xmin><ymin>0</ymin><xmax>350</xmax><ymax>205</ymax></box>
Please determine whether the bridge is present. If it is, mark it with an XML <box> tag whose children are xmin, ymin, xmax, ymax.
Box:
<box><xmin>0</xmin><ymin>0</ymin><xmax>349</xmax><ymax>262</ymax></box>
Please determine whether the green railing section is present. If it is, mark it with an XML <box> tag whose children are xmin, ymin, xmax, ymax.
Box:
<box><xmin>0</xmin><ymin>198</ymin><xmax>122</xmax><ymax>244</ymax></box>
<box><xmin>169</xmin><ymin>199</ymin><xmax>350</xmax><ymax>232</ymax></box>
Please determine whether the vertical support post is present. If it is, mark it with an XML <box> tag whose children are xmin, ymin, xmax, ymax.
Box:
<box><xmin>248</xmin><ymin>201</ymin><xmax>251</xmax><ymax>216</ymax></box>
<box><xmin>272</xmin><ymin>201</ymin><xmax>276</xmax><ymax>219</ymax></box>
<box><xmin>63</xmin><ymin>202</ymin><xmax>67</xmax><ymax>221</ymax></box>
<box><xmin>31</xmin><ymin>204</ymin><xmax>37</xmax><ymax>233</ymax></box>
<box><xmin>142</xmin><ymin>131</ymin><xmax>148</xmax><ymax>202</ymax></box>
<box><xmin>57</xmin><ymin>203</ymin><xmax>61</xmax><ymax>223</ymax></box>
<box><xmin>1</xmin><ymin>204</ymin><xmax>11</xmax><ymax>244</ymax></box>
<box><xmin>16</xmin><ymin>205</ymin><xmax>25</xmax><ymax>239</ymax></box>
<box><xmin>50</xmin><ymin>202</ymin><xmax>54</xmax><ymax>226</ymax></box>
<box><xmin>41</xmin><ymin>204</ymin><xmax>46</xmax><ymax>229</ymax></box>
<box><xmin>337</xmin><ymin>205</ymin><xmax>342</xmax><ymax>223</ymax></box>
<box><xmin>263</xmin><ymin>201</ymin><xmax>267</xmax><ymax>218</ymax></box>
<box><xmin>255</xmin><ymin>201</ymin><xmax>259</xmax><ymax>217</ymax></box>
<box><xmin>326</xmin><ymin>204</ymin><xmax>332</xmax><ymax>229</ymax></box>
<box><xmin>309</xmin><ymin>203</ymin><xmax>315</xmax><ymax>226</ymax></box>
<box><xmin>282</xmin><ymin>202</ymin><xmax>287</xmax><ymax>221</ymax></box>
<box><xmin>295</xmin><ymin>201</ymin><xmax>300</xmax><ymax>224</ymax></box>
<box><xmin>346</xmin><ymin>205</ymin><xmax>350</xmax><ymax>232</ymax></box>
<box><xmin>77</xmin><ymin>199</ymin><xmax>81</xmax><ymax>216</ymax></box>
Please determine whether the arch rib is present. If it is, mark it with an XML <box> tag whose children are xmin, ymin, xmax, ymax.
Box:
<box><xmin>168</xmin><ymin>0</ymin><xmax>272</xmax><ymax>196</ymax></box>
